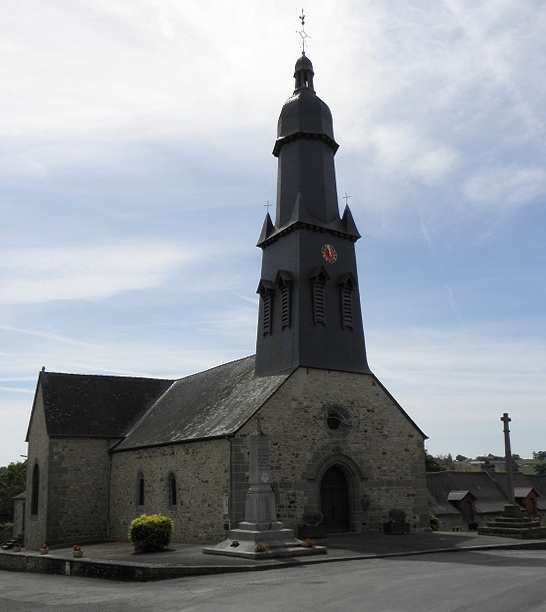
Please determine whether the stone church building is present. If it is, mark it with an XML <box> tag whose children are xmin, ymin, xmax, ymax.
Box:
<box><xmin>22</xmin><ymin>53</ymin><xmax>429</xmax><ymax>548</ymax></box>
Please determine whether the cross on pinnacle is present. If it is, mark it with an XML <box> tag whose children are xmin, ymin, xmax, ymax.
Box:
<box><xmin>297</xmin><ymin>9</ymin><xmax>310</xmax><ymax>54</ymax></box>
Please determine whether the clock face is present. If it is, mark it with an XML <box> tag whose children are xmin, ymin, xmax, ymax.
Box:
<box><xmin>260</xmin><ymin>472</ymin><xmax>270</xmax><ymax>483</ymax></box>
<box><xmin>321</xmin><ymin>244</ymin><xmax>337</xmax><ymax>263</ymax></box>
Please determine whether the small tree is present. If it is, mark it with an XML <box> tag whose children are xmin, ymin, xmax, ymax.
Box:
<box><xmin>425</xmin><ymin>454</ymin><xmax>447</xmax><ymax>472</ymax></box>
<box><xmin>0</xmin><ymin>461</ymin><xmax>27</xmax><ymax>522</ymax></box>
<box><xmin>428</xmin><ymin>511</ymin><xmax>439</xmax><ymax>531</ymax></box>
<box><xmin>534</xmin><ymin>462</ymin><xmax>546</xmax><ymax>476</ymax></box>
<box><xmin>128</xmin><ymin>514</ymin><xmax>173</xmax><ymax>552</ymax></box>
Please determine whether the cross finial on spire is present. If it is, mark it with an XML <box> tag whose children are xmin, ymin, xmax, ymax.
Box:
<box><xmin>297</xmin><ymin>8</ymin><xmax>310</xmax><ymax>54</ymax></box>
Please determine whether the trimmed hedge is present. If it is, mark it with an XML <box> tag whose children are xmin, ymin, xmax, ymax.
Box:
<box><xmin>128</xmin><ymin>514</ymin><xmax>173</xmax><ymax>552</ymax></box>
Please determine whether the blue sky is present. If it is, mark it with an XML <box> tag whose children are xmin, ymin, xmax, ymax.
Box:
<box><xmin>1</xmin><ymin>0</ymin><xmax>545</xmax><ymax>466</ymax></box>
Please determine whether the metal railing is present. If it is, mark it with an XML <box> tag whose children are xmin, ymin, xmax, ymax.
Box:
<box><xmin>0</xmin><ymin>524</ymin><xmax>14</xmax><ymax>546</ymax></box>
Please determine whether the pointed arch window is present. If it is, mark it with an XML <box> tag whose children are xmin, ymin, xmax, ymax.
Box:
<box><xmin>31</xmin><ymin>463</ymin><xmax>40</xmax><ymax>515</ymax></box>
<box><xmin>257</xmin><ymin>280</ymin><xmax>275</xmax><ymax>336</ymax></box>
<box><xmin>137</xmin><ymin>472</ymin><xmax>145</xmax><ymax>507</ymax></box>
<box><xmin>310</xmin><ymin>267</ymin><xmax>330</xmax><ymax>326</ymax></box>
<box><xmin>338</xmin><ymin>273</ymin><xmax>357</xmax><ymax>330</ymax></box>
<box><xmin>276</xmin><ymin>270</ymin><xmax>293</xmax><ymax>330</ymax></box>
<box><xmin>169</xmin><ymin>472</ymin><xmax>177</xmax><ymax>507</ymax></box>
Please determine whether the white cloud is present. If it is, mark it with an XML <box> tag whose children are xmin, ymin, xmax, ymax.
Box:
<box><xmin>463</xmin><ymin>166</ymin><xmax>546</xmax><ymax>210</ymax></box>
<box><xmin>0</xmin><ymin>244</ymin><xmax>190</xmax><ymax>304</ymax></box>
<box><xmin>368</xmin><ymin>323</ymin><xmax>546</xmax><ymax>457</ymax></box>
<box><xmin>369</xmin><ymin>124</ymin><xmax>458</xmax><ymax>184</ymax></box>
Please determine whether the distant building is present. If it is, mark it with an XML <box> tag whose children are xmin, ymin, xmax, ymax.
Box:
<box><xmin>21</xmin><ymin>52</ymin><xmax>429</xmax><ymax>548</ymax></box>
<box><xmin>427</xmin><ymin>469</ymin><xmax>546</xmax><ymax>530</ymax></box>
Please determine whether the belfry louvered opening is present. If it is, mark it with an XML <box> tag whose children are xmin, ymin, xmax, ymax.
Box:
<box><xmin>276</xmin><ymin>270</ymin><xmax>294</xmax><ymax>331</ymax></box>
<box><xmin>257</xmin><ymin>280</ymin><xmax>275</xmax><ymax>336</ymax></box>
<box><xmin>310</xmin><ymin>267</ymin><xmax>330</xmax><ymax>326</ymax></box>
<box><xmin>338</xmin><ymin>273</ymin><xmax>357</xmax><ymax>330</ymax></box>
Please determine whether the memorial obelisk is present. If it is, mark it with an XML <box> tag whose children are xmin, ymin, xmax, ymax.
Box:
<box><xmin>203</xmin><ymin>415</ymin><xmax>326</xmax><ymax>558</ymax></box>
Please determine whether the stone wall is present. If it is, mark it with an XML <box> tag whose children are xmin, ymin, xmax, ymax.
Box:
<box><xmin>46</xmin><ymin>437</ymin><xmax>111</xmax><ymax>545</ymax></box>
<box><xmin>107</xmin><ymin>366</ymin><xmax>428</xmax><ymax>542</ymax></box>
<box><xmin>24</xmin><ymin>389</ymin><xmax>50</xmax><ymax>549</ymax></box>
<box><xmin>12</xmin><ymin>497</ymin><xmax>25</xmax><ymax>540</ymax></box>
<box><xmin>24</xmin><ymin>383</ymin><xmax>115</xmax><ymax>547</ymax></box>
<box><xmin>109</xmin><ymin>438</ymin><xmax>230</xmax><ymax>543</ymax></box>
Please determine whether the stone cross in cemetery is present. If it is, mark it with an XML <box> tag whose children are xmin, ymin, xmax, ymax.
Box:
<box><xmin>501</xmin><ymin>412</ymin><xmax>516</xmax><ymax>505</ymax></box>
<box><xmin>478</xmin><ymin>412</ymin><xmax>546</xmax><ymax>536</ymax></box>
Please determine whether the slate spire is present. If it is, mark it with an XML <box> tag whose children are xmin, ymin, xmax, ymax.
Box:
<box><xmin>255</xmin><ymin>55</ymin><xmax>370</xmax><ymax>376</ymax></box>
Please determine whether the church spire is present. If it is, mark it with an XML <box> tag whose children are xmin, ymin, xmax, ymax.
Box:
<box><xmin>254</xmin><ymin>51</ymin><xmax>370</xmax><ymax>377</ymax></box>
<box><xmin>270</xmin><ymin>53</ymin><xmax>340</xmax><ymax>229</ymax></box>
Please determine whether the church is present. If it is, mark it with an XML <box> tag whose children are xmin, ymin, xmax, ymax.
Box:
<box><xmin>21</xmin><ymin>51</ymin><xmax>429</xmax><ymax>548</ymax></box>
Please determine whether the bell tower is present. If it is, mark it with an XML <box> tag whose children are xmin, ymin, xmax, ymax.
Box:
<box><xmin>255</xmin><ymin>53</ymin><xmax>371</xmax><ymax>377</ymax></box>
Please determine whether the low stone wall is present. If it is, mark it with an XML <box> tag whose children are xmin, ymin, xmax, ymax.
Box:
<box><xmin>0</xmin><ymin>551</ymin><xmax>256</xmax><ymax>581</ymax></box>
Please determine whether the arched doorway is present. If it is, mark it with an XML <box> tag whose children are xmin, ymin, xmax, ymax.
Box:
<box><xmin>320</xmin><ymin>465</ymin><xmax>350</xmax><ymax>532</ymax></box>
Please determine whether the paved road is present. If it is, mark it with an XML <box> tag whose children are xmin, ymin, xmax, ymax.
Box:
<box><xmin>2</xmin><ymin>548</ymin><xmax>546</xmax><ymax>611</ymax></box>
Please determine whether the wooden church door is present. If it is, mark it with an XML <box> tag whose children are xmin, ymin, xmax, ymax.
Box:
<box><xmin>321</xmin><ymin>465</ymin><xmax>350</xmax><ymax>532</ymax></box>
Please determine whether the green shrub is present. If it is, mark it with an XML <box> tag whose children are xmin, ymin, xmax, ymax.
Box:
<box><xmin>428</xmin><ymin>511</ymin><xmax>439</xmax><ymax>531</ymax></box>
<box><xmin>128</xmin><ymin>514</ymin><xmax>173</xmax><ymax>552</ymax></box>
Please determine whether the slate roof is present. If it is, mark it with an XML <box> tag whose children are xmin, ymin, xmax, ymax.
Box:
<box><xmin>524</xmin><ymin>475</ymin><xmax>546</xmax><ymax>510</ymax></box>
<box><xmin>29</xmin><ymin>370</ymin><xmax>174</xmax><ymax>439</ymax></box>
<box><xmin>497</xmin><ymin>473</ymin><xmax>546</xmax><ymax>510</ymax></box>
<box><xmin>447</xmin><ymin>490</ymin><xmax>475</xmax><ymax>502</ymax></box>
<box><xmin>427</xmin><ymin>471</ymin><xmax>546</xmax><ymax>515</ymax></box>
<box><xmin>114</xmin><ymin>355</ymin><xmax>290</xmax><ymax>452</ymax></box>
<box><xmin>427</xmin><ymin>471</ymin><xmax>508</xmax><ymax>515</ymax></box>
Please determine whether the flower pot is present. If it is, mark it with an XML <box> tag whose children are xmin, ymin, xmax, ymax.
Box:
<box><xmin>13</xmin><ymin>546</ymin><xmax>21</xmax><ymax>553</ymax></box>
<box><xmin>72</xmin><ymin>550</ymin><xmax>83</xmax><ymax>558</ymax></box>
<box><xmin>383</xmin><ymin>522</ymin><xmax>410</xmax><ymax>535</ymax></box>
<box><xmin>39</xmin><ymin>547</ymin><xmax>49</xmax><ymax>555</ymax></box>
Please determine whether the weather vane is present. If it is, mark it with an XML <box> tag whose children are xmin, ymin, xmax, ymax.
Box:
<box><xmin>297</xmin><ymin>9</ymin><xmax>310</xmax><ymax>54</ymax></box>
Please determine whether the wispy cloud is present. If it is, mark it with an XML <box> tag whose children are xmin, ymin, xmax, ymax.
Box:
<box><xmin>463</xmin><ymin>166</ymin><xmax>546</xmax><ymax>211</ymax></box>
<box><xmin>369</xmin><ymin>125</ymin><xmax>458</xmax><ymax>184</ymax></box>
<box><xmin>0</xmin><ymin>244</ymin><xmax>191</xmax><ymax>304</ymax></box>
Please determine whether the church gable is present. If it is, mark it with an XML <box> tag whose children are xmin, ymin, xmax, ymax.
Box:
<box><xmin>115</xmin><ymin>356</ymin><xmax>290</xmax><ymax>451</ymax></box>
<box><xmin>232</xmin><ymin>366</ymin><xmax>428</xmax><ymax>532</ymax></box>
